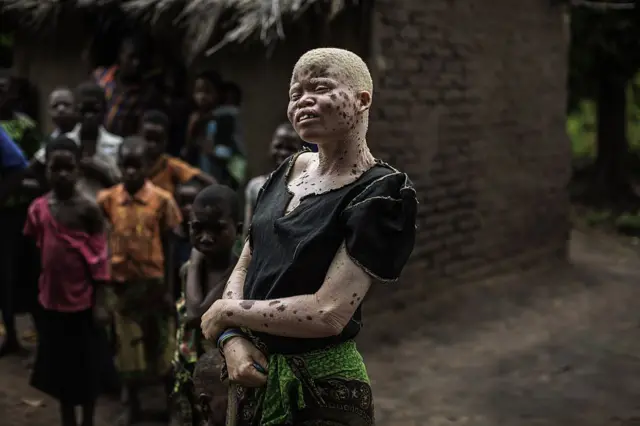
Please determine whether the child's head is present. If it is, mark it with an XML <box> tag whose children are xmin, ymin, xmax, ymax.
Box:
<box><xmin>287</xmin><ymin>48</ymin><xmax>373</xmax><ymax>145</ymax></box>
<box><xmin>48</xmin><ymin>87</ymin><xmax>76</xmax><ymax>131</ymax></box>
<box><xmin>193</xmin><ymin>351</ymin><xmax>227</xmax><ymax>426</ymax></box>
<box><xmin>75</xmin><ymin>82</ymin><xmax>106</xmax><ymax>132</ymax></box>
<box><xmin>118</xmin><ymin>136</ymin><xmax>148</xmax><ymax>192</ymax></box>
<box><xmin>118</xmin><ymin>36</ymin><xmax>143</xmax><ymax>80</ymax></box>
<box><xmin>175</xmin><ymin>183</ymin><xmax>200</xmax><ymax>225</ymax></box>
<box><xmin>45</xmin><ymin>136</ymin><xmax>81</xmax><ymax>198</ymax></box>
<box><xmin>140</xmin><ymin>109</ymin><xmax>169</xmax><ymax>161</ymax></box>
<box><xmin>189</xmin><ymin>184</ymin><xmax>240</xmax><ymax>260</ymax></box>
<box><xmin>221</xmin><ymin>81</ymin><xmax>242</xmax><ymax>106</ymax></box>
<box><xmin>270</xmin><ymin>122</ymin><xmax>301</xmax><ymax>167</ymax></box>
<box><xmin>192</xmin><ymin>70</ymin><xmax>222</xmax><ymax>111</ymax></box>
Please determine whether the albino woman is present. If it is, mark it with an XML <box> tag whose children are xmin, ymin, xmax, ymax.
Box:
<box><xmin>201</xmin><ymin>48</ymin><xmax>417</xmax><ymax>425</ymax></box>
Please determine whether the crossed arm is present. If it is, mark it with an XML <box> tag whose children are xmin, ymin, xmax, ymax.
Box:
<box><xmin>201</xmin><ymin>241</ymin><xmax>372</xmax><ymax>340</ymax></box>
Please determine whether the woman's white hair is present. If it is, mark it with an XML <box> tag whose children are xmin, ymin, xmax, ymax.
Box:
<box><xmin>291</xmin><ymin>48</ymin><xmax>373</xmax><ymax>94</ymax></box>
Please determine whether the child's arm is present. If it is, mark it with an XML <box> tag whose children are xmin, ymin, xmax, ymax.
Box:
<box><xmin>166</xmin><ymin>232</ymin><xmax>177</xmax><ymax>303</ymax></box>
<box><xmin>80</xmin><ymin>157</ymin><xmax>120</xmax><ymax>188</ymax></box>
<box><xmin>185</xmin><ymin>248</ymin><xmax>204</xmax><ymax>320</ymax></box>
<box><xmin>192</xmin><ymin>172</ymin><xmax>215</xmax><ymax>186</ymax></box>
<box><xmin>160</xmin><ymin>196</ymin><xmax>183</xmax><ymax>298</ymax></box>
<box><xmin>172</xmin><ymin>157</ymin><xmax>215</xmax><ymax>187</ymax></box>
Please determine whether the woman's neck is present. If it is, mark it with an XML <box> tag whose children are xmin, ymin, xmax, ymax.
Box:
<box><xmin>316</xmin><ymin>128</ymin><xmax>374</xmax><ymax>175</ymax></box>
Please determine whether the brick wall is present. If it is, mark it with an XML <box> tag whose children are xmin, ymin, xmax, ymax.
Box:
<box><xmin>367</xmin><ymin>0</ymin><xmax>572</xmax><ymax>284</ymax></box>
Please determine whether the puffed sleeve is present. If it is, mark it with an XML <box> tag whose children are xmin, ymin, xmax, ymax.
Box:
<box><xmin>341</xmin><ymin>171</ymin><xmax>418</xmax><ymax>282</ymax></box>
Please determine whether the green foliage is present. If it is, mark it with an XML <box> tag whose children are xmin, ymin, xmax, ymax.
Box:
<box><xmin>0</xmin><ymin>33</ymin><xmax>11</xmax><ymax>48</ymax></box>
<box><xmin>567</xmin><ymin>73</ymin><xmax>640</xmax><ymax>160</ymax></box>
<box><xmin>583</xmin><ymin>208</ymin><xmax>612</xmax><ymax>226</ymax></box>
<box><xmin>567</xmin><ymin>99</ymin><xmax>596</xmax><ymax>159</ymax></box>
<box><xmin>615</xmin><ymin>211</ymin><xmax>640</xmax><ymax>234</ymax></box>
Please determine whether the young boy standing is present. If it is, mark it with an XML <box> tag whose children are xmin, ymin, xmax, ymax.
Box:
<box><xmin>171</xmin><ymin>184</ymin><xmax>240</xmax><ymax>426</ymax></box>
<box><xmin>141</xmin><ymin>109</ymin><xmax>214</xmax><ymax>195</ymax></box>
<box><xmin>97</xmin><ymin>136</ymin><xmax>182</xmax><ymax>425</ymax></box>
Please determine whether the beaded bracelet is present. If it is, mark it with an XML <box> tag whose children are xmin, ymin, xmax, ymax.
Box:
<box><xmin>217</xmin><ymin>328</ymin><xmax>245</xmax><ymax>351</ymax></box>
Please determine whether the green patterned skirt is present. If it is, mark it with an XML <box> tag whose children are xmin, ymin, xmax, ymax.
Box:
<box><xmin>227</xmin><ymin>338</ymin><xmax>374</xmax><ymax>426</ymax></box>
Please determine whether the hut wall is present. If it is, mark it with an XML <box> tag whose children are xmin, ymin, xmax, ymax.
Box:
<box><xmin>12</xmin><ymin>30</ymin><xmax>91</xmax><ymax>130</ymax></box>
<box><xmin>367</xmin><ymin>0</ymin><xmax>571</xmax><ymax>288</ymax></box>
<box><xmin>200</xmin><ymin>8</ymin><xmax>367</xmax><ymax>177</ymax></box>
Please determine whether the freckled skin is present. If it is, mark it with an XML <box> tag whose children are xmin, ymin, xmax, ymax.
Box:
<box><xmin>239</xmin><ymin>301</ymin><xmax>255</xmax><ymax>310</ymax></box>
<box><xmin>202</xmin><ymin>49</ymin><xmax>376</xmax><ymax>344</ymax></box>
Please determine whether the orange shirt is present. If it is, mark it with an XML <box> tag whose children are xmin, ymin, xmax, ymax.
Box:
<box><xmin>97</xmin><ymin>182</ymin><xmax>182</xmax><ymax>283</ymax></box>
<box><xmin>149</xmin><ymin>154</ymin><xmax>201</xmax><ymax>194</ymax></box>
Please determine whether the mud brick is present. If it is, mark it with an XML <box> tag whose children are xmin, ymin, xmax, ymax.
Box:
<box><xmin>368</xmin><ymin>0</ymin><xmax>570</xmax><ymax>283</ymax></box>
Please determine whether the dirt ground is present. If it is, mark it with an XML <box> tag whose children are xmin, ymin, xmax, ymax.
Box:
<box><xmin>2</xmin><ymin>229</ymin><xmax>640</xmax><ymax>425</ymax></box>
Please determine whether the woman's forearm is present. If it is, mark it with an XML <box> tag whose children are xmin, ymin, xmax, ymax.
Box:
<box><xmin>218</xmin><ymin>295</ymin><xmax>335</xmax><ymax>338</ymax></box>
<box><xmin>211</xmin><ymin>243</ymin><xmax>372</xmax><ymax>339</ymax></box>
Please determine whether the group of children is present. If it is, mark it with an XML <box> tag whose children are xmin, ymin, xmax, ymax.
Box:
<box><xmin>17</xmin><ymin>79</ymin><xmax>304</xmax><ymax>426</ymax></box>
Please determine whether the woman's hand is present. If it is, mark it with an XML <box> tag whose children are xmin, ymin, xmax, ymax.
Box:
<box><xmin>223</xmin><ymin>337</ymin><xmax>268</xmax><ymax>387</ymax></box>
<box><xmin>201</xmin><ymin>299</ymin><xmax>228</xmax><ymax>342</ymax></box>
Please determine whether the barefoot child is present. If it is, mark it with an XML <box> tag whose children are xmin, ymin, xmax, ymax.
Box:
<box><xmin>24</xmin><ymin>136</ymin><xmax>109</xmax><ymax>426</ymax></box>
<box><xmin>170</xmin><ymin>184</ymin><xmax>240</xmax><ymax>426</ymax></box>
<box><xmin>97</xmin><ymin>136</ymin><xmax>182</xmax><ymax>425</ymax></box>
<box><xmin>141</xmin><ymin>109</ymin><xmax>214</xmax><ymax>196</ymax></box>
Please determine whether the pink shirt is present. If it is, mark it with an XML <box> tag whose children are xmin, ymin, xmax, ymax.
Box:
<box><xmin>23</xmin><ymin>196</ymin><xmax>110</xmax><ymax>312</ymax></box>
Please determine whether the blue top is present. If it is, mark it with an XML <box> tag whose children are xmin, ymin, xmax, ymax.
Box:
<box><xmin>0</xmin><ymin>126</ymin><xmax>28</xmax><ymax>173</ymax></box>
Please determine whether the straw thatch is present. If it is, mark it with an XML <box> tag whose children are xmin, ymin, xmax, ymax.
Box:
<box><xmin>0</xmin><ymin>0</ymin><xmax>359</xmax><ymax>60</ymax></box>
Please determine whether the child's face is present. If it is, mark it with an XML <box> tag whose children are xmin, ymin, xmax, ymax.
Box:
<box><xmin>46</xmin><ymin>150</ymin><xmax>78</xmax><ymax>196</ymax></box>
<box><xmin>49</xmin><ymin>89</ymin><xmax>76</xmax><ymax>129</ymax></box>
<box><xmin>118</xmin><ymin>145</ymin><xmax>148</xmax><ymax>191</ymax></box>
<box><xmin>270</xmin><ymin>126</ymin><xmax>301</xmax><ymax>167</ymax></box>
<box><xmin>189</xmin><ymin>204</ymin><xmax>237</xmax><ymax>259</ymax></box>
<box><xmin>141</xmin><ymin>121</ymin><xmax>167</xmax><ymax>161</ymax></box>
<box><xmin>287</xmin><ymin>66</ymin><xmax>363</xmax><ymax>144</ymax></box>
<box><xmin>176</xmin><ymin>185</ymin><xmax>198</xmax><ymax>223</ymax></box>
<box><xmin>193</xmin><ymin>78</ymin><xmax>218</xmax><ymax>111</ymax></box>
<box><xmin>76</xmin><ymin>96</ymin><xmax>104</xmax><ymax>131</ymax></box>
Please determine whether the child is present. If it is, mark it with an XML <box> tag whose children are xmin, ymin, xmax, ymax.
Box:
<box><xmin>183</xmin><ymin>70</ymin><xmax>222</xmax><ymax>166</ymax></box>
<box><xmin>24</xmin><ymin>136</ymin><xmax>109</xmax><ymax>426</ymax></box>
<box><xmin>48</xmin><ymin>87</ymin><xmax>77</xmax><ymax>139</ymax></box>
<box><xmin>97</xmin><ymin>136</ymin><xmax>182</xmax><ymax>425</ymax></box>
<box><xmin>170</xmin><ymin>184</ymin><xmax>240</xmax><ymax>426</ymax></box>
<box><xmin>167</xmin><ymin>183</ymin><xmax>199</xmax><ymax>301</ymax></box>
<box><xmin>192</xmin><ymin>351</ymin><xmax>228</xmax><ymax>426</ymax></box>
<box><xmin>243</xmin><ymin>122</ymin><xmax>302</xmax><ymax>236</ymax></box>
<box><xmin>141</xmin><ymin>109</ymin><xmax>214</xmax><ymax>195</ymax></box>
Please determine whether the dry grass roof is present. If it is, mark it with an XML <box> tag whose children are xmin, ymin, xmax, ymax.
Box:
<box><xmin>0</xmin><ymin>0</ymin><xmax>359</xmax><ymax>60</ymax></box>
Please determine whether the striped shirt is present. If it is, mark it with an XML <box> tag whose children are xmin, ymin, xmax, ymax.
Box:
<box><xmin>94</xmin><ymin>66</ymin><xmax>165</xmax><ymax>137</ymax></box>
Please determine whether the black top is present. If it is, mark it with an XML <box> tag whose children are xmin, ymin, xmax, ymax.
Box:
<box><xmin>245</xmin><ymin>152</ymin><xmax>418</xmax><ymax>354</ymax></box>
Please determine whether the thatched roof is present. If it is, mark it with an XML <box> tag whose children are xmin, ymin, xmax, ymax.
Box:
<box><xmin>0</xmin><ymin>0</ymin><xmax>359</xmax><ymax>60</ymax></box>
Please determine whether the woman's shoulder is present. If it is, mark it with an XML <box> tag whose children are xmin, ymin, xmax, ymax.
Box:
<box><xmin>346</xmin><ymin>161</ymin><xmax>416</xmax><ymax>208</ymax></box>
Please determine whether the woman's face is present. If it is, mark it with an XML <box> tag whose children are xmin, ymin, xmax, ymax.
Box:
<box><xmin>287</xmin><ymin>66</ymin><xmax>360</xmax><ymax>145</ymax></box>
